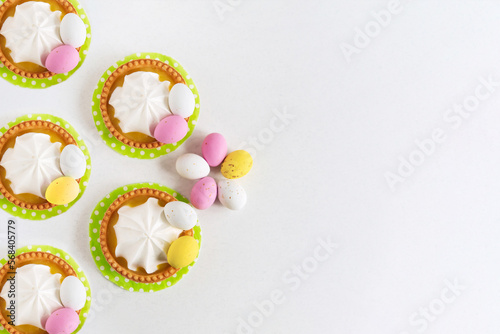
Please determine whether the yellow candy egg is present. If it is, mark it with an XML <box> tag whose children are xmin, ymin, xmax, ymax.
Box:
<box><xmin>167</xmin><ymin>236</ymin><xmax>199</xmax><ymax>269</ymax></box>
<box><xmin>45</xmin><ymin>177</ymin><xmax>79</xmax><ymax>205</ymax></box>
<box><xmin>221</xmin><ymin>150</ymin><xmax>253</xmax><ymax>179</ymax></box>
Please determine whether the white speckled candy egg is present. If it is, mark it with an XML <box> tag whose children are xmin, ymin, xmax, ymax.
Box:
<box><xmin>176</xmin><ymin>153</ymin><xmax>210</xmax><ymax>180</ymax></box>
<box><xmin>60</xmin><ymin>276</ymin><xmax>87</xmax><ymax>310</ymax></box>
<box><xmin>218</xmin><ymin>179</ymin><xmax>247</xmax><ymax>210</ymax></box>
<box><xmin>164</xmin><ymin>201</ymin><xmax>198</xmax><ymax>230</ymax></box>
<box><xmin>60</xmin><ymin>144</ymin><xmax>86</xmax><ymax>179</ymax></box>
<box><xmin>60</xmin><ymin>13</ymin><xmax>87</xmax><ymax>48</ymax></box>
<box><xmin>169</xmin><ymin>83</ymin><xmax>195</xmax><ymax>118</ymax></box>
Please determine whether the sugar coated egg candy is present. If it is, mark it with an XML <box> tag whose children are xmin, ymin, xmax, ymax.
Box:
<box><xmin>168</xmin><ymin>83</ymin><xmax>195</xmax><ymax>118</ymax></box>
<box><xmin>218</xmin><ymin>179</ymin><xmax>247</xmax><ymax>210</ymax></box>
<box><xmin>167</xmin><ymin>236</ymin><xmax>199</xmax><ymax>269</ymax></box>
<box><xmin>221</xmin><ymin>150</ymin><xmax>253</xmax><ymax>179</ymax></box>
<box><xmin>45</xmin><ymin>45</ymin><xmax>80</xmax><ymax>74</ymax></box>
<box><xmin>176</xmin><ymin>153</ymin><xmax>210</xmax><ymax>180</ymax></box>
<box><xmin>45</xmin><ymin>308</ymin><xmax>80</xmax><ymax>334</ymax></box>
<box><xmin>153</xmin><ymin>115</ymin><xmax>188</xmax><ymax>144</ymax></box>
<box><xmin>164</xmin><ymin>201</ymin><xmax>198</xmax><ymax>230</ymax></box>
<box><xmin>202</xmin><ymin>133</ymin><xmax>227</xmax><ymax>167</ymax></box>
<box><xmin>45</xmin><ymin>177</ymin><xmax>79</xmax><ymax>205</ymax></box>
<box><xmin>190</xmin><ymin>177</ymin><xmax>217</xmax><ymax>210</ymax></box>
<box><xmin>60</xmin><ymin>276</ymin><xmax>86</xmax><ymax>310</ymax></box>
<box><xmin>60</xmin><ymin>13</ymin><xmax>86</xmax><ymax>48</ymax></box>
<box><xmin>60</xmin><ymin>144</ymin><xmax>86</xmax><ymax>179</ymax></box>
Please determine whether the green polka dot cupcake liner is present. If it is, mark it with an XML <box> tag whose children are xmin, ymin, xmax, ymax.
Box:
<box><xmin>91</xmin><ymin>52</ymin><xmax>200</xmax><ymax>159</ymax></box>
<box><xmin>0</xmin><ymin>245</ymin><xmax>91</xmax><ymax>333</ymax></box>
<box><xmin>0</xmin><ymin>114</ymin><xmax>91</xmax><ymax>220</ymax></box>
<box><xmin>0</xmin><ymin>0</ymin><xmax>91</xmax><ymax>89</ymax></box>
<box><xmin>89</xmin><ymin>182</ymin><xmax>201</xmax><ymax>292</ymax></box>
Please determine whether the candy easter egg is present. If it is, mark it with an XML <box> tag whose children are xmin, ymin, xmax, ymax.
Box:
<box><xmin>190</xmin><ymin>177</ymin><xmax>217</xmax><ymax>210</ymax></box>
<box><xmin>168</xmin><ymin>83</ymin><xmax>195</xmax><ymax>118</ymax></box>
<box><xmin>153</xmin><ymin>115</ymin><xmax>188</xmax><ymax>144</ymax></box>
<box><xmin>45</xmin><ymin>177</ymin><xmax>79</xmax><ymax>205</ymax></box>
<box><xmin>176</xmin><ymin>153</ymin><xmax>210</xmax><ymax>180</ymax></box>
<box><xmin>60</xmin><ymin>13</ymin><xmax>86</xmax><ymax>48</ymax></box>
<box><xmin>218</xmin><ymin>179</ymin><xmax>247</xmax><ymax>210</ymax></box>
<box><xmin>45</xmin><ymin>45</ymin><xmax>80</xmax><ymax>74</ymax></box>
<box><xmin>167</xmin><ymin>236</ymin><xmax>199</xmax><ymax>269</ymax></box>
<box><xmin>221</xmin><ymin>150</ymin><xmax>253</xmax><ymax>179</ymax></box>
<box><xmin>202</xmin><ymin>133</ymin><xmax>227</xmax><ymax>167</ymax></box>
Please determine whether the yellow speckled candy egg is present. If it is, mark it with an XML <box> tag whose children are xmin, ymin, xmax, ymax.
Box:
<box><xmin>45</xmin><ymin>176</ymin><xmax>79</xmax><ymax>205</ymax></box>
<box><xmin>220</xmin><ymin>150</ymin><xmax>253</xmax><ymax>179</ymax></box>
<box><xmin>167</xmin><ymin>236</ymin><xmax>199</xmax><ymax>269</ymax></box>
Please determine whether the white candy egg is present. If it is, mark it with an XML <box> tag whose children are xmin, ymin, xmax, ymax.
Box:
<box><xmin>60</xmin><ymin>13</ymin><xmax>87</xmax><ymax>48</ymax></box>
<box><xmin>169</xmin><ymin>83</ymin><xmax>195</xmax><ymax>118</ymax></box>
<box><xmin>176</xmin><ymin>153</ymin><xmax>210</xmax><ymax>180</ymax></box>
<box><xmin>164</xmin><ymin>201</ymin><xmax>198</xmax><ymax>230</ymax></box>
<box><xmin>218</xmin><ymin>179</ymin><xmax>247</xmax><ymax>210</ymax></box>
<box><xmin>60</xmin><ymin>276</ymin><xmax>87</xmax><ymax>310</ymax></box>
<box><xmin>60</xmin><ymin>144</ymin><xmax>86</xmax><ymax>179</ymax></box>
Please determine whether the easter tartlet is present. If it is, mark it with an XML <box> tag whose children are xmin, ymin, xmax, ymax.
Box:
<box><xmin>0</xmin><ymin>0</ymin><xmax>91</xmax><ymax>88</ymax></box>
<box><xmin>100</xmin><ymin>188</ymin><xmax>194</xmax><ymax>283</ymax></box>
<box><xmin>90</xmin><ymin>183</ymin><xmax>201</xmax><ymax>291</ymax></box>
<box><xmin>0</xmin><ymin>246</ymin><xmax>91</xmax><ymax>334</ymax></box>
<box><xmin>92</xmin><ymin>53</ymin><xmax>200</xmax><ymax>159</ymax></box>
<box><xmin>0</xmin><ymin>114</ymin><xmax>91</xmax><ymax>220</ymax></box>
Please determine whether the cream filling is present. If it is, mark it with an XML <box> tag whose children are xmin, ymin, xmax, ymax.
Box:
<box><xmin>114</xmin><ymin>197</ymin><xmax>183</xmax><ymax>273</ymax></box>
<box><xmin>0</xmin><ymin>1</ymin><xmax>63</xmax><ymax>67</ymax></box>
<box><xmin>0</xmin><ymin>264</ymin><xmax>63</xmax><ymax>329</ymax></box>
<box><xmin>109</xmin><ymin>71</ymin><xmax>171</xmax><ymax>136</ymax></box>
<box><xmin>0</xmin><ymin>132</ymin><xmax>63</xmax><ymax>198</ymax></box>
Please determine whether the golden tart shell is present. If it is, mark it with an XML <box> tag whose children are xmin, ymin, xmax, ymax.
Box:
<box><xmin>0</xmin><ymin>251</ymin><xmax>79</xmax><ymax>334</ymax></box>
<box><xmin>99</xmin><ymin>188</ymin><xmax>193</xmax><ymax>283</ymax></box>
<box><xmin>0</xmin><ymin>120</ymin><xmax>79</xmax><ymax>210</ymax></box>
<box><xmin>100</xmin><ymin>59</ymin><xmax>189</xmax><ymax>149</ymax></box>
<box><xmin>0</xmin><ymin>0</ymin><xmax>79</xmax><ymax>78</ymax></box>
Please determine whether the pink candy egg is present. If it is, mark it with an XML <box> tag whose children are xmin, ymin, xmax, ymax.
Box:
<box><xmin>190</xmin><ymin>177</ymin><xmax>217</xmax><ymax>210</ymax></box>
<box><xmin>202</xmin><ymin>133</ymin><xmax>227</xmax><ymax>167</ymax></box>
<box><xmin>154</xmin><ymin>115</ymin><xmax>188</xmax><ymax>144</ymax></box>
<box><xmin>45</xmin><ymin>45</ymin><xmax>80</xmax><ymax>74</ymax></box>
<box><xmin>45</xmin><ymin>308</ymin><xmax>80</xmax><ymax>334</ymax></box>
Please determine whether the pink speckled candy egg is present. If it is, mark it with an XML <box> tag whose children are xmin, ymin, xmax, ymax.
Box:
<box><xmin>154</xmin><ymin>115</ymin><xmax>188</xmax><ymax>144</ymax></box>
<box><xmin>202</xmin><ymin>133</ymin><xmax>227</xmax><ymax>167</ymax></box>
<box><xmin>45</xmin><ymin>308</ymin><xmax>80</xmax><ymax>334</ymax></box>
<box><xmin>45</xmin><ymin>45</ymin><xmax>80</xmax><ymax>74</ymax></box>
<box><xmin>190</xmin><ymin>177</ymin><xmax>217</xmax><ymax>210</ymax></box>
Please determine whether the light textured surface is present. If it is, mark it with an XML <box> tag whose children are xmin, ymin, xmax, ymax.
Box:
<box><xmin>1</xmin><ymin>0</ymin><xmax>500</xmax><ymax>333</ymax></box>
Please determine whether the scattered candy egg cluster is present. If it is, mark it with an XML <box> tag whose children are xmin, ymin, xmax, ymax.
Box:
<box><xmin>45</xmin><ymin>276</ymin><xmax>86</xmax><ymax>334</ymax></box>
<box><xmin>44</xmin><ymin>13</ymin><xmax>86</xmax><ymax>74</ymax></box>
<box><xmin>45</xmin><ymin>144</ymin><xmax>86</xmax><ymax>205</ymax></box>
<box><xmin>175</xmin><ymin>133</ymin><xmax>253</xmax><ymax>211</ymax></box>
<box><xmin>153</xmin><ymin>83</ymin><xmax>196</xmax><ymax>144</ymax></box>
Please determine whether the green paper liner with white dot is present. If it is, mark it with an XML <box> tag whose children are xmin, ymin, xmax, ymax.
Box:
<box><xmin>0</xmin><ymin>245</ymin><xmax>91</xmax><ymax>333</ymax></box>
<box><xmin>91</xmin><ymin>52</ymin><xmax>200</xmax><ymax>159</ymax></box>
<box><xmin>0</xmin><ymin>0</ymin><xmax>91</xmax><ymax>89</ymax></box>
<box><xmin>89</xmin><ymin>182</ymin><xmax>202</xmax><ymax>292</ymax></box>
<box><xmin>0</xmin><ymin>114</ymin><xmax>92</xmax><ymax>220</ymax></box>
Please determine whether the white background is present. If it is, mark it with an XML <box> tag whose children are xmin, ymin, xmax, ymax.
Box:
<box><xmin>2</xmin><ymin>0</ymin><xmax>500</xmax><ymax>333</ymax></box>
